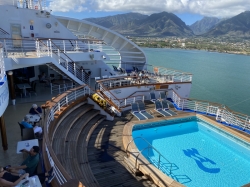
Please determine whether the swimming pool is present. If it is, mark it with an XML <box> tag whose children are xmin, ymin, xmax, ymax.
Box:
<box><xmin>132</xmin><ymin>117</ymin><xmax>250</xmax><ymax>187</ymax></box>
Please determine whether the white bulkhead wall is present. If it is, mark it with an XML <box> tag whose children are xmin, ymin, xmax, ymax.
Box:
<box><xmin>168</xmin><ymin>83</ymin><xmax>192</xmax><ymax>98</ymax></box>
<box><xmin>0</xmin><ymin>5</ymin><xmax>77</xmax><ymax>39</ymax></box>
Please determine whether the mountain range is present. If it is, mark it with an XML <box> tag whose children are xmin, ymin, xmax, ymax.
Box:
<box><xmin>85</xmin><ymin>11</ymin><xmax>250</xmax><ymax>38</ymax></box>
<box><xmin>189</xmin><ymin>17</ymin><xmax>221</xmax><ymax>35</ymax></box>
<box><xmin>204</xmin><ymin>11</ymin><xmax>250</xmax><ymax>38</ymax></box>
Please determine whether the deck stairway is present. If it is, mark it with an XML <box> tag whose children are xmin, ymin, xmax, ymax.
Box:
<box><xmin>46</xmin><ymin>62</ymin><xmax>80</xmax><ymax>85</ymax></box>
<box><xmin>0</xmin><ymin>27</ymin><xmax>9</xmax><ymax>35</ymax></box>
<box><xmin>37</xmin><ymin>39</ymin><xmax>90</xmax><ymax>85</ymax></box>
<box><xmin>50</xmin><ymin>95</ymin><xmax>157</xmax><ymax>187</ymax></box>
<box><xmin>51</xmin><ymin>100</ymin><xmax>106</xmax><ymax>186</ymax></box>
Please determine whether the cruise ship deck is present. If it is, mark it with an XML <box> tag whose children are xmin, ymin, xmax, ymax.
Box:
<box><xmin>1</xmin><ymin>84</ymin><xmax>250</xmax><ymax>187</ymax></box>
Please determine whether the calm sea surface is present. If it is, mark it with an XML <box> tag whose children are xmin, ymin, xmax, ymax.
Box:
<box><xmin>143</xmin><ymin>48</ymin><xmax>250</xmax><ymax>116</ymax></box>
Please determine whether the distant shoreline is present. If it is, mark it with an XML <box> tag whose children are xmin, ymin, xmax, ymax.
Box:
<box><xmin>142</xmin><ymin>47</ymin><xmax>250</xmax><ymax>56</ymax></box>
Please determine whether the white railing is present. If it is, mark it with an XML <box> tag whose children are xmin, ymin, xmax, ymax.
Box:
<box><xmin>99</xmin><ymin>83</ymin><xmax>144</xmax><ymax>109</ymax></box>
<box><xmin>46</xmin><ymin>86</ymin><xmax>91</xmax><ymax>132</ymax></box>
<box><xmin>36</xmin><ymin>39</ymin><xmax>91</xmax><ymax>85</ymax></box>
<box><xmin>44</xmin><ymin>85</ymin><xmax>92</xmax><ymax>186</ymax></box>
<box><xmin>148</xmin><ymin>66</ymin><xmax>193</xmax><ymax>82</ymax></box>
<box><xmin>169</xmin><ymin>89</ymin><xmax>250</xmax><ymax>132</ymax></box>
<box><xmin>1</xmin><ymin>39</ymin><xmax>37</xmax><ymax>58</ymax></box>
<box><xmin>45</xmin><ymin>144</ymin><xmax>67</xmax><ymax>185</ymax></box>
<box><xmin>99</xmin><ymin>85</ymin><xmax>121</xmax><ymax>108</ymax></box>
<box><xmin>122</xmin><ymin>95</ymin><xmax>144</xmax><ymax>107</ymax></box>
<box><xmin>97</xmin><ymin>74</ymin><xmax>191</xmax><ymax>91</ymax></box>
<box><xmin>0</xmin><ymin>38</ymin><xmax>104</xmax><ymax>57</ymax></box>
<box><xmin>0</xmin><ymin>43</ymin><xmax>5</xmax><ymax>83</ymax></box>
<box><xmin>50</xmin><ymin>82</ymin><xmax>74</xmax><ymax>94</ymax></box>
<box><xmin>14</xmin><ymin>0</ymin><xmax>47</xmax><ymax>10</ymax></box>
<box><xmin>37</xmin><ymin>39</ymin><xmax>103</xmax><ymax>54</ymax></box>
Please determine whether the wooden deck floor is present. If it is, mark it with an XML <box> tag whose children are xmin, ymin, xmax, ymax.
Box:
<box><xmin>87</xmin><ymin>101</ymin><xmax>250</xmax><ymax>187</ymax></box>
<box><xmin>87</xmin><ymin>101</ymin><xmax>189</xmax><ymax>187</ymax></box>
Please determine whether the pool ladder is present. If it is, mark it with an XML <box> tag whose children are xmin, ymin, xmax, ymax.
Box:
<box><xmin>125</xmin><ymin>136</ymin><xmax>173</xmax><ymax>174</ymax></box>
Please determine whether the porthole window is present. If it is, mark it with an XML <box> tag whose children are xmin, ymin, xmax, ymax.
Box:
<box><xmin>46</xmin><ymin>23</ymin><xmax>52</xmax><ymax>29</ymax></box>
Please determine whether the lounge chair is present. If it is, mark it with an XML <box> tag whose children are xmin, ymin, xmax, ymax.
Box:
<box><xmin>161</xmin><ymin>100</ymin><xmax>176</xmax><ymax>116</ymax></box>
<box><xmin>149</xmin><ymin>92</ymin><xmax>157</xmax><ymax>103</ymax></box>
<box><xmin>137</xmin><ymin>101</ymin><xmax>153</xmax><ymax>119</ymax></box>
<box><xmin>159</xmin><ymin>91</ymin><xmax>166</xmax><ymax>100</ymax></box>
<box><xmin>154</xmin><ymin>100</ymin><xmax>171</xmax><ymax>117</ymax></box>
<box><xmin>112</xmin><ymin>65</ymin><xmax>119</xmax><ymax>72</ymax></box>
<box><xmin>131</xmin><ymin>102</ymin><xmax>146</xmax><ymax>120</ymax></box>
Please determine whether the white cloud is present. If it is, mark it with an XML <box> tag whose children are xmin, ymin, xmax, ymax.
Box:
<box><xmin>48</xmin><ymin>0</ymin><xmax>87</xmax><ymax>12</ymax></box>
<box><xmin>48</xmin><ymin>0</ymin><xmax>250</xmax><ymax>18</ymax></box>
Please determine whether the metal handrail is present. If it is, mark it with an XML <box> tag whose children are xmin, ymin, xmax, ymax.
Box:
<box><xmin>126</xmin><ymin>136</ymin><xmax>173</xmax><ymax>174</ymax></box>
<box><xmin>168</xmin><ymin>89</ymin><xmax>250</xmax><ymax>131</ymax></box>
<box><xmin>43</xmin><ymin>85</ymin><xmax>95</xmax><ymax>186</ymax></box>
<box><xmin>36</xmin><ymin>39</ymin><xmax>90</xmax><ymax>85</ymax></box>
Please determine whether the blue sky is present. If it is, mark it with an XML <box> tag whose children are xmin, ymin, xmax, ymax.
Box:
<box><xmin>48</xmin><ymin>0</ymin><xmax>249</xmax><ymax>25</ymax></box>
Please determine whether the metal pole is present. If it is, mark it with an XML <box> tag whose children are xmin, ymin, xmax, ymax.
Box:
<box><xmin>7</xmin><ymin>71</ymin><xmax>16</xmax><ymax>105</ymax></box>
<box><xmin>0</xmin><ymin>116</ymin><xmax>8</xmax><ymax>150</ymax></box>
<box><xmin>63</xmin><ymin>40</ymin><xmax>65</xmax><ymax>53</ymax></box>
<box><xmin>3</xmin><ymin>40</ymin><xmax>8</xmax><ymax>58</ymax></box>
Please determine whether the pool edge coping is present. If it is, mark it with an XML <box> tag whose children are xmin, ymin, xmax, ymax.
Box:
<box><xmin>123</xmin><ymin>113</ymin><xmax>250</xmax><ymax>187</ymax></box>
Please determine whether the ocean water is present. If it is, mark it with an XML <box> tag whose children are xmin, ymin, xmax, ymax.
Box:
<box><xmin>143</xmin><ymin>48</ymin><xmax>250</xmax><ymax>116</ymax></box>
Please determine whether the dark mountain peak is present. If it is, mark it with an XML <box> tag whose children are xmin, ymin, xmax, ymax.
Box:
<box><xmin>204</xmin><ymin>11</ymin><xmax>250</xmax><ymax>38</ymax></box>
<box><xmin>190</xmin><ymin>17</ymin><xmax>220</xmax><ymax>35</ymax></box>
<box><xmin>142</xmin><ymin>11</ymin><xmax>188</xmax><ymax>30</ymax></box>
<box><xmin>85</xmin><ymin>12</ymin><xmax>147</xmax><ymax>21</ymax></box>
<box><xmin>85</xmin><ymin>11</ymin><xmax>194</xmax><ymax>37</ymax></box>
<box><xmin>85</xmin><ymin>12</ymin><xmax>148</xmax><ymax>29</ymax></box>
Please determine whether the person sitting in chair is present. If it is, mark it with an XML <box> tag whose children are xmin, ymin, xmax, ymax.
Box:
<box><xmin>39</xmin><ymin>72</ymin><xmax>50</xmax><ymax>86</ymax></box>
<box><xmin>1</xmin><ymin>164</ymin><xmax>55</xmax><ymax>185</ymax></box>
<box><xmin>21</xmin><ymin>115</ymin><xmax>33</xmax><ymax>128</ymax></box>
<box><xmin>8</xmin><ymin>146</ymin><xmax>40</xmax><ymax>176</ymax></box>
<box><xmin>29</xmin><ymin>104</ymin><xmax>42</xmax><ymax>116</ymax></box>
<box><xmin>21</xmin><ymin>115</ymin><xmax>43</xmax><ymax>136</ymax></box>
<box><xmin>0</xmin><ymin>166</ymin><xmax>29</xmax><ymax>186</ymax></box>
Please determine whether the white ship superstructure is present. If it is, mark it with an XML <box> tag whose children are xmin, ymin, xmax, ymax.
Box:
<box><xmin>0</xmin><ymin>1</ymin><xmax>248</xmax><ymax>187</ymax></box>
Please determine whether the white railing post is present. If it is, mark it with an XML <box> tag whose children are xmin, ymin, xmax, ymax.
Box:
<box><xmin>244</xmin><ymin>117</ymin><xmax>248</xmax><ymax>130</ymax></box>
<box><xmin>63</xmin><ymin>40</ymin><xmax>65</xmax><ymax>53</ymax></box>
<box><xmin>58</xmin><ymin>102</ymin><xmax>61</xmax><ymax>111</ymax></box>
<box><xmin>81</xmin><ymin>70</ymin><xmax>83</xmax><ymax>82</ymax></box>
<box><xmin>57</xmin><ymin>49</ymin><xmax>60</xmax><ymax>64</ymax></box>
<box><xmin>49</xmin><ymin>39</ymin><xmax>52</xmax><ymax>57</ymax></box>
<box><xmin>75</xmin><ymin>40</ymin><xmax>78</xmax><ymax>51</ymax></box>
<box><xmin>46</xmin><ymin>40</ymin><xmax>49</xmax><ymax>56</ymax></box>
<box><xmin>66</xmin><ymin>59</ymin><xmax>68</xmax><ymax>70</ymax></box>
<box><xmin>74</xmin><ymin>63</ymin><xmax>76</xmax><ymax>76</ymax></box>
<box><xmin>3</xmin><ymin>39</ymin><xmax>7</xmax><ymax>58</ymax></box>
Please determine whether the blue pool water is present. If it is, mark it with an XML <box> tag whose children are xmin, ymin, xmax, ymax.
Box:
<box><xmin>132</xmin><ymin>117</ymin><xmax>250</xmax><ymax>187</ymax></box>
